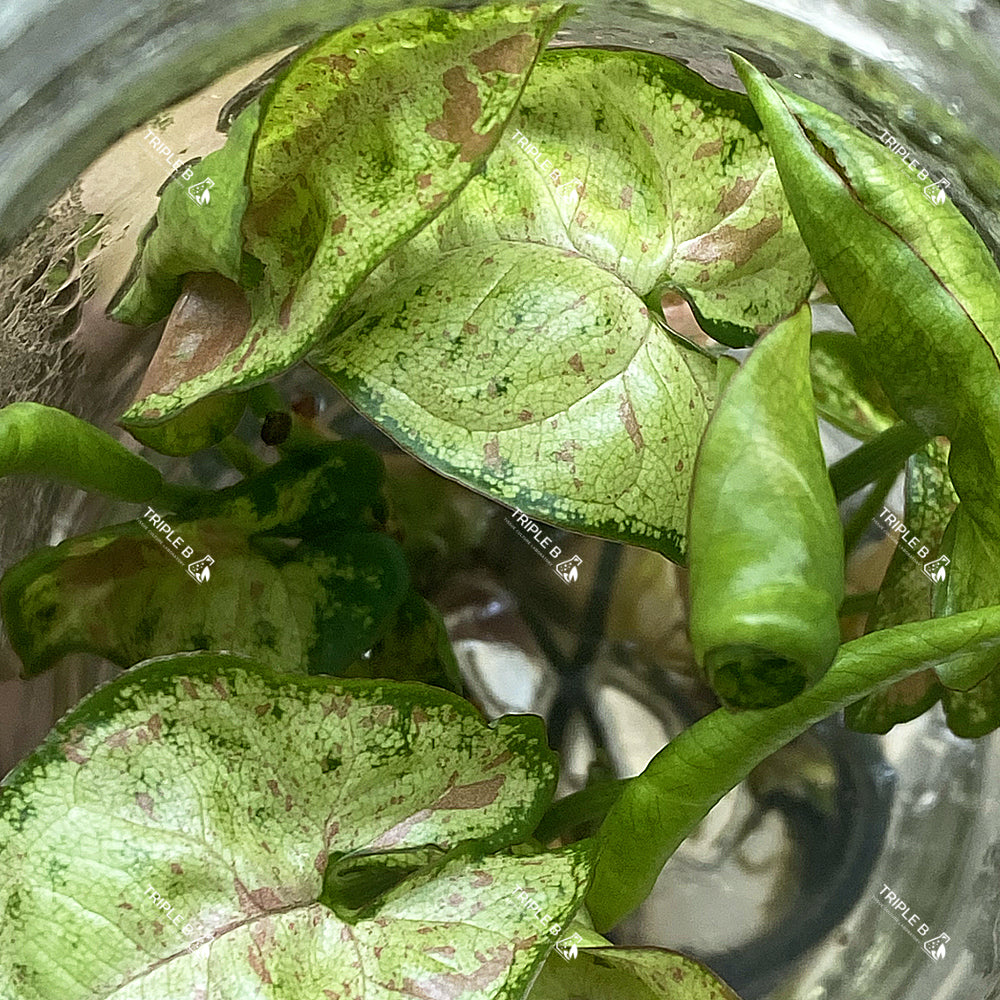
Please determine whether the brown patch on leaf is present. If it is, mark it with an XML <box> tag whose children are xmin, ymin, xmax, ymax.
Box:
<box><xmin>278</xmin><ymin>290</ymin><xmax>294</xmax><ymax>329</ymax></box>
<box><xmin>680</xmin><ymin>214</ymin><xmax>782</xmax><ymax>267</ymax></box>
<box><xmin>212</xmin><ymin>678</ymin><xmax>229</xmax><ymax>700</ymax></box>
<box><xmin>715</xmin><ymin>175</ymin><xmax>758</xmax><ymax>216</ymax></box>
<box><xmin>568</xmin><ymin>353</ymin><xmax>584</xmax><ymax>374</ymax></box>
<box><xmin>234</xmin><ymin>877</ymin><xmax>288</xmax><ymax>916</ymax></box>
<box><xmin>426</xmin><ymin>67</ymin><xmax>494</xmax><ymax>162</ymax></box>
<box><xmin>330</xmin><ymin>213</ymin><xmax>347</xmax><ymax>235</ymax></box>
<box><xmin>402</xmin><ymin>949</ymin><xmax>511</xmax><ymax>999</ymax></box>
<box><xmin>484</xmin><ymin>750</ymin><xmax>513</xmax><ymax>770</ymax></box>
<box><xmin>308</xmin><ymin>53</ymin><xmax>357</xmax><ymax>78</ymax></box>
<box><xmin>135</xmin><ymin>273</ymin><xmax>251</xmax><ymax>400</ymax></box>
<box><xmin>470</xmin><ymin>34</ymin><xmax>536</xmax><ymax>74</ymax></box>
<box><xmin>462</xmin><ymin>320</ymin><xmax>479</xmax><ymax>336</ymax></box>
<box><xmin>483</xmin><ymin>437</ymin><xmax>504</xmax><ymax>474</ymax></box>
<box><xmin>618</xmin><ymin>395</ymin><xmax>645</xmax><ymax>452</ymax></box>
<box><xmin>433</xmin><ymin>774</ymin><xmax>505</xmax><ymax>810</ymax></box>
<box><xmin>417</xmin><ymin>173</ymin><xmax>432</xmax><ymax>189</ymax></box>
<box><xmin>56</xmin><ymin>537</ymin><xmax>148</xmax><ymax>588</ymax></box>
<box><xmin>693</xmin><ymin>138</ymin><xmax>723</xmax><ymax>160</ymax></box>
<box><xmin>136</xmin><ymin>792</ymin><xmax>156</xmax><ymax>818</ymax></box>
<box><xmin>619</xmin><ymin>185</ymin><xmax>634</xmax><ymax>210</ymax></box>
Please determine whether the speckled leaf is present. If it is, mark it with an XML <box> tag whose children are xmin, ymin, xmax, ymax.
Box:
<box><xmin>0</xmin><ymin>520</ymin><xmax>407</xmax><ymax>676</ymax></box>
<box><xmin>528</xmin><ymin>946</ymin><xmax>741</xmax><ymax>999</ymax></box>
<box><xmin>342</xmin><ymin>591</ymin><xmax>463</xmax><ymax>692</ymax></box>
<box><xmin>109</xmin><ymin>102</ymin><xmax>265</xmax><ymax>327</ymax></box>
<box><xmin>942</xmin><ymin>662</ymin><xmax>1000</xmax><ymax>738</ymax></box>
<box><xmin>845</xmin><ymin>438</ymin><xmax>955</xmax><ymax>733</ymax></box>
<box><xmin>0</xmin><ymin>654</ymin><xmax>594</xmax><ymax>999</ymax></box>
<box><xmin>342</xmin><ymin>47</ymin><xmax>814</xmax><ymax>346</ymax></box>
<box><xmin>174</xmin><ymin>439</ymin><xmax>388</xmax><ymax>538</ymax></box>
<box><xmin>313</xmin><ymin>241</ymin><xmax>716</xmax><ymax>561</ymax></box>
<box><xmin>120</xmin><ymin>2</ymin><xmax>568</xmax><ymax>426</ymax></box>
<box><xmin>809</xmin><ymin>331</ymin><xmax>898</xmax><ymax>440</ymax></box>
<box><xmin>124</xmin><ymin>391</ymin><xmax>247</xmax><ymax>457</ymax></box>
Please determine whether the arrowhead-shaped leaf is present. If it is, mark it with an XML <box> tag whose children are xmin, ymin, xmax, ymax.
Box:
<box><xmin>0</xmin><ymin>654</ymin><xmax>593</xmax><ymax>999</ymax></box>
<box><xmin>115</xmin><ymin>2</ymin><xmax>569</xmax><ymax>427</ymax></box>
<box><xmin>315</xmin><ymin>47</ymin><xmax>815</xmax><ymax>559</ymax></box>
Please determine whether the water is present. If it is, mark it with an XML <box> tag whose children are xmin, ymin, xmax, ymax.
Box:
<box><xmin>1</xmin><ymin>2</ymin><xmax>999</xmax><ymax>997</ymax></box>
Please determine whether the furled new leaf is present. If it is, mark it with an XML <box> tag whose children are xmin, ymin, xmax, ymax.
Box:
<box><xmin>528</xmin><ymin>946</ymin><xmax>741</xmax><ymax>1000</ymax></box>
<box><xmin>687</xmin><ymin>306</ymin><xmax>844</xmax><ymax>708</ymax></box>
<box><xmin>588</xmin><ymin>601</ymin><xmax>1000</xmax><ymax>931</ymax></box>
<box><xmin>124</xmin><ymin>391</ymin><xmax>248</xmax><ymax>457</ymax></box>
<box><xmin>118</xmin><ymin>2</ymin><xmax>569</xmax><ymax>426</ymax></box>
<box><xmin>315</xmin><ymin>46</ymin><xmax>817</xmax><ymax>559</ymax></box>
<box><xmin>0</xmin><ymin>654</ymin><xmax>594</xmax><ymax>999</ymax></box>
<box><xmin>0</xmin><ymin>521</ymin><xmax>408</xmax><ymax>676</ymax></box>
<box><xmin>0</xmin><ymin>402</ymin><xmax>187</xmax><ymax>506</ymax></box>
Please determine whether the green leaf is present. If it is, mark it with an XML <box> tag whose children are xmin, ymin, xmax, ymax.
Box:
<box><xmin>0</xmin><ymin>654</ymin><xmax>595</xmax><ymax>999</ymax></box>
<box><xmin>342</xmin><ymin>590</ymin><xmax>464</xmax><ymax>692</ymax></box>
<box><xmin>175</xmin><ymin>439</ymin><xmax>388</xmax><ymax>538</ymax></box>
<box><xmin>0</xmin><ymin>520</ymin><xmax>408</xmax><ymax>676</ymax></box>
<box><xmin>528</xmin><ymin>946</ymin><xmax>741</xmax><ymax>1000</ymax></box>
<box><xmin>687</xmin><ymin>305</ymin><xmax>844</xmax><ymax>708</ymax></box>
<box><xmin>809</xmin><ymin>331</ymin><xmax>898</xmax><ymax>440</ymax></box>
<box><xmin>733</xmin><ymin>53</ymin><xmax>1000</xmax><ymax>733</ymax></box>
<box><xmin>124</xmin><ymin>391</ymin><xmax>247</xmax><ymax>457</ymax></box>
<box><xmin>846</xmin><ymin>438</ymin><xmax>955</xmax><ymax>733</ymax></box>
<box><xmin>314</xmin><ymin>45</ymin><xmax>818</xmax><ymax>559</ymax></box>
<box><xmin>118</xmin><ymin>2</ymin><xmax>569</xmax><ymax>426</ymax></box>
<box><xmin>587</xmin><ymin>601</ymin><xmax>1000</xmax><ymax>931</ymax></box>
<box><xmin>109</xmin><ymin>101</ymin><xmax>265</xmax><ymax>327</ymax></box>
<box><xmin>731</xmin><ymin>55</ymin><xmax>1000</xmax><ymax>518</ymax></box>
<box><xmin>0</xmin><ymin>401</ymin><xmax>190</xmax><ymax>506</ymax></box>
<box><xmin>314</xmin><ymin>241</ymin><xmax>716</xmax><ymax>561</ymax></box>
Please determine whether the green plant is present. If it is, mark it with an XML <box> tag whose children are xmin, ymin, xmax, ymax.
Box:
<box><xmin>3</xmin><ymin>4</ymin><xmax>1000</xmax><ymax>997</ymax></box>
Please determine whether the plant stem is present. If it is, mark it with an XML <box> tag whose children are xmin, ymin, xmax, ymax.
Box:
<box><xmin>215</xmin><ymin>434</ymin><xmax>267</xmax><ymax>477</ymax></box>
<box><xmin>841</xmin><ymin>468</ymin><xmax>897</xmax><ymax>557</ymax></box>
<box><xmin>828</xmin><ymin>422</ymin><xmax>928</xmax><ymax>503</ymax></box>
<box><xmin>585</xmin><ymin>603</ymin><xmax>1000</xmax><ymax>931</ymax></box>
<box><xmin>534</xmin><ymin>780</ymin><xmax>622</xmax><ymax>845</ymax></box>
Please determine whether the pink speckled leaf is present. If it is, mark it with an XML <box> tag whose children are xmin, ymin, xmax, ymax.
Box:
<box><xmin>0</xmin><ymin>654</ymin><xmax>594</xmax><ymax>999</ymax></box>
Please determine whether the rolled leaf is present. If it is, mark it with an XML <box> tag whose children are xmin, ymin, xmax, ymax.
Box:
<box><xmin>687</xmin><ymin>305</ymin><xmax>844</xmax><ymax>708</ymax></box>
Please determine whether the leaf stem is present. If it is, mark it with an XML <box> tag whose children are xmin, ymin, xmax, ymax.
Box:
<box><xmin>215</xmin><ymin>434</ymin><xmax>268</xmax><ymax>477</ymax></box>
<box><xmin>841</xmin><ymin>468</ymin><xmax>897</xmax><ymax>557</ymax></box>
<box><xmin>534</xmin><ymin>780</ymin><xmax>622</xmax><ymax>844</ymax></box>
<box><xmin>586</xmin><ymin>603</ymin><xmax>1000</xmax><ymax>931</ymax></box>
<box><xmin>828</xmin><ymin>422</ymin><xmax>928</xmax><ymax>503</ymax></box>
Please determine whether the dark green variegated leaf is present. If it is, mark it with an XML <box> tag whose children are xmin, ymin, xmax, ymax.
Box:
<box><xmin>0</xmin><ymin>401</ymin><xmax>190</xmax><ymax>506</ymax></box>
<box><xmin>588</xmin><ymin>602</ymin><xmax>1000</xmax><ymax>931</ymax></box>
<box><xmin>343</xmin><ymin>591</ymin><xmax>463</xmax><ymax>692</ymax></box>
<box><xmin>845</xmin><ymin>439</ymin><xmax>955</xmax><ymax>733</ymax></box>
<box><xmin>175</xmin><ymin>439</ymin><xmax>387</xmax><ymax>537</ymax></box>
<box><xmin>118</xmin><ymin>3</ymin><xmax>568</xmax><ymax>427</ymax></box>
<box><xmin>315</xmin><ymin>242</ymin><xmax>715</xmax><ymax>560</ymax></box>
<box><xmin>124</xmin><ymin>391</ymin><xmax>247</xmax><ymax>457</ymax></box>
<box><xmin>528</xmin><ymin>946</ymin><xmax>741</xmax><ymax>999</ymax></box>
<box><xmin>0</xmin><ymin>520</ymin><xmax>407</xmax><ymax>676</ymax></box>
<box><xmin>809</xmin><ymin>331</ymin><xmax>897</xmax><ymax>440</ymax></box>
<box><xmin>943</xmin><ymin>663</ymin><xmax>1000</xmax><ymax>738</ymax></box>
<box><xmin>0</xmin><ymin>654</ymin><xmax>594</xmax><ymax>999</ymax></box>
<box><xmin>110</xmin><ymin>102</ymin><xmax>265</xmax><ymax>327</ymax></box>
